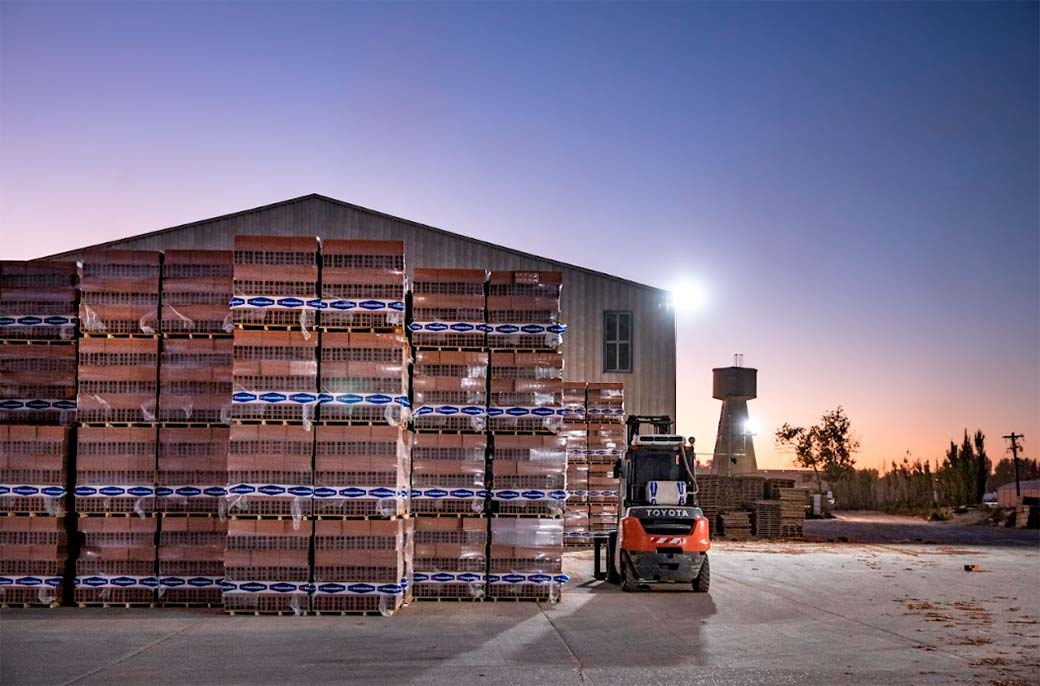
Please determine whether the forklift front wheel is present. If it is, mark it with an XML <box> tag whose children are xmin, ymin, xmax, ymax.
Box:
<box><xmin>692</xmin><ymin>554</ymin><xmax>711</xmax><ymax>593</ymax></box>
<box><xmin>606</xmin><ymin>531</ymin><xmax>620</xmax><ymax>584</ymax></box>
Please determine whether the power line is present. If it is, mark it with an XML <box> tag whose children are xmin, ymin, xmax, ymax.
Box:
<box><xmin>1002</xmin><ymin>432</ymin><xmax>1025</xmax><ymax>497</ymax></box>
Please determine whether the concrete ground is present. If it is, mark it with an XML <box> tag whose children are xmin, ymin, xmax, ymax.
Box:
<box><xmin>2</xmin><ymin>516</ymin><xmax>1038</xmax><ymax>686</ymax></box>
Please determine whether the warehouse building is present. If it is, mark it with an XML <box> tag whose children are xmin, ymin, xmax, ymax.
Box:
<box><xmin>47</xmin><ymin>193</ymin><xmax>676</xmax><ymax>418</ymax></box>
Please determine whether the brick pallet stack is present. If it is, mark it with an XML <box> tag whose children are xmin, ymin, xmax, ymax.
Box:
<box><xmin>230</xmin><ymin>236</ymin><xmax>319</xmax><ymax>331</ymax></box>
<box><xmin>224</xmin><ymin>236</ymin><xmax>319</xmax><ymax>615</ymax></box>
<box><xmin>161</xmin><ymin>250</ymin><xmax>235</xmax><ymax>336</ymax></box>
<box><xmin>0</xmin><ymin>260</ymin><xmax>75</xmax><ymax>607</ymax></box>
<box><xmin>312</xmin><ymin>239</ymin><xmax>411</xmax><ymax>615</ymax></box>
<box><xmin>0</xmin><ymin>260</ymin><xmax>78</xmax><ymax>341</ymax></box>
<box><xmin>487</xmin><ymin>271</ymin><xmax>565</xmax><ymax>601</ymax></box>
<box><xmin>320</xmin><ymin>240</ymin><xmax>406</xmax><ymax>330</ymax></box>
<box><xmin>409</xmin><ymin>268</ymin><xmax>489</xmax><ymax>600</ymax></box>
<box><xmin>561</xmin><ymin>383</ymin><xmax>590</xmax><ymax>546</ymax></box>
<box><xmin>317</xmin><ymin>332</ymin><xmax>408</xmax><ymax>426</ymax></box>
<box><xmin>586</xmin><ymin>414</ymin><xmax>625</xmax><ymax>540</ymax></box>
<box><xmin>156</xmin><ymin>250</ymin><xmax>233</xmax><ymax>607</ymax></box>
<box><xmin>74</xmin><ymin>251</ymin><xmax>162</xmax><ymax>606</ymax></box>
<box><xmin>586</xmin><ymin>382</ymin><xmax>624</xmax><ymax>424</ymax></box>
<box><xmin>409</xmin><ymin>268</ymin><xmax>487</xmax><ymax>350</ymax></box>
<box><xmin>0</xmin><ymin>341</ymin><xmax>77</xmax><ymax>426</ymax></box>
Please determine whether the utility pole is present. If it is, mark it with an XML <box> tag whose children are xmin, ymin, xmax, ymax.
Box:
<box><xmin>1003</xmin><ymin>432</ymin><xmax>1025</xmax><ymax>497</ymax></box>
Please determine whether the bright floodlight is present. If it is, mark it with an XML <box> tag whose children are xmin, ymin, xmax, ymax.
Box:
<box><xmin>669</xmin><ymin>278</ymin><xmax>707</xmax><ymax>313</ymax></box>
<box><xmin>743</xmin><ymin>417</ymin><xmax>760</xmax><ymax>435</ymax></box>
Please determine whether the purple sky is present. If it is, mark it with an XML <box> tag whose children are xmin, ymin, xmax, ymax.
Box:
<box><xmin>2</xmin><ymin>1</ymin><xmax>1037</xmax><ymax>470</ymax></box>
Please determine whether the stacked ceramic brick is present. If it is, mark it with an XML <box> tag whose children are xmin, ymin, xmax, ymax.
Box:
<box><xmin>409</xmin><ymin>269</ymin><xmax>489</xmax><ymax>599</ymax></box>
<box><xmin>224</xmin><ymin>236</ymin><xmax>319</xmax><ymax>614</ymax></box>
<box><xmin>561</xmin><ymin>383</ymin><xmax>590</xmax><ymax>546</ymax></box>
<box><xmin>0</xmin><ymin>261</ymin><xmax>77</xmax><ymax>607</ymax></box>
<box><xmin>0</xmin><ymin>260</ymin><xmax>79</xmax><ymax>341</ymax></box>
<box><xmin>74</xmin><ymin>252</ymin><xmax>162</xmax><ymax>605</ymax></box>
<box><xmin>0</xmin><ymin>515</ymin><xmax>66</xmax><ymax>607</ymax></box>
<box><xmin>155</xmin><ymin>250</ymin><xmax>233</xmax><ymax>607</ymax></box>
<box><xmin>312</xmin><ymin>240</ymin><xmax>411</xmax><ymax>615</ymax></box>
<box><xmin>487</xmin><ymin>271</ymin><xmax>565</xmax><ymax>601</ymax></box>
<box><xmin>231</xmin><ymin>236</ymin><xmax>320</xmax><ymax>330</ymax></box>
<box><xmin>587</xmin><ymin>421</ymin><xmax>624</xmax><ymax>539</ymax></box>
<box><xmin>0</xmin><ymin>260</ymin><xmax>74</xmax><ymax>610</ymax></box>
<box><xmin>320</xmin><ymin>240</ymin><xmax>406</xmax><ymax>330</ymax></box>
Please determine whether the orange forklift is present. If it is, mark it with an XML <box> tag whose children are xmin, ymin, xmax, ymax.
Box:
<box><xmin>603</xmin><ymin>416</ymin><xmax>711</xmax><ymax>592</ymax></box>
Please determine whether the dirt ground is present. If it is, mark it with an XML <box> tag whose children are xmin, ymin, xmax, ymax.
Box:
<box><xmin>805</xmin><ymin>510</ymin><xmax>1040</xmax><ymax>547</ymax></box>
<box><xmin>2</xmin><ymin>513</ymin><xmax>1037</xmax><ymax>686</ymax></box>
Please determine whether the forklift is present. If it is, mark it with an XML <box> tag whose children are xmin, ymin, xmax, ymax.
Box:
<box><xmin>604</xmin><ymin>415</ymin><xmax>711</xmax><ymax>592</ymax></box>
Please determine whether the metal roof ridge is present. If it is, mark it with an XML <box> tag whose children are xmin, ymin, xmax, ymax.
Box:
<box><xmin>38</xmin><ymin>192</ymin><xmax>666</xmax><ymax>293</ymax></box>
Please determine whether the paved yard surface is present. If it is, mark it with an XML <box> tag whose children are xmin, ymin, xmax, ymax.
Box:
<box><xmin>2</xmin><ymin>517</ymin><xmax>1037</xmax><ymax>686</ymax></box>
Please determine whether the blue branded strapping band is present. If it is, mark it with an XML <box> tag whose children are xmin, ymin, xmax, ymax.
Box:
<box><xmin>222</xmin><ymin>578</ymin><xmax>408</xmax><ymax>596</ymax></box>
<box><xmin>0</xmin><ymin>315</ymin><xmax>77</xmax><ymax>327</ymax></box>
<box><xmin>159</xmin><ymin>576</ymin><xmax>224</xmax><ymax>589</ymax></box>
<box><xmin>0</xmin><ymin>575</ymin><xmax>63</xmax><ymax>588</ymax></box>
<box><xmin>486</xmin><ymin>406</ymin><xmax>564</xmax><ymax>418</ymax></box>
<box><xmin>320</xmin><ymin>299</ymin><xmax>405</xmax><ymax>312</ymax></box>
<box><xmin>585</xmin><ymin>448</ymin><xmax>625</xmax><ymax>457</ymax></box>
<box><xmin>311</xmin><ymin>486</ymin><xmax>408</xmax><ymax>500</ymax></box>
<box><xmin>75</xmin><ymin>575</ymin><xmax>159</xmax><ymax>589</ymax></box>
<box><xmin>587</xmin><ymin>407</ymin><xmax>625</xmax><ymax>416</ymax></box>
<box><xmin>414</xmin><ymin>404</ymin><xmax>487</xmax><ymax>418</ymax></box>
<box><xmin>412</xmin><ymin>571</ymin><xmax>486</xmax><ymax>584</ymax></box>
<box><xmin>318</xmin><ymin>393</ymin><xmax>410</xmax><ymax>408</ymax></box>
<box><xmin>155</xmin><ymin>485</ymin><xmax>229</xmax><ymax>498</ymax></box>
<box><xmin>220</xmin><ymin>580</ymin><xmax>311</xmax><ymax>594</ymax></box>
<box><xmin>229</xmin><ymin>296</ymin><xmax>323</xmax><ymax>310</ymax></box>
<box><xmin>226</xmin><ymin>483</ymin><xmax>315</xmax><ymax>498</ymax></box>
<box><xmin>0</xmin><ymin>484</ymin><xmax>66</xmax><ymax>497</ymax></box>
<box><xmin>231</xmin><ymin>392</ymin><xmax>409</xmax><ymax>407</ymax></box>
<box><xmin>0</xmin><ymin>399</ymin><xmax>77</xmax><ymax>411</ymax></box>
<box><xmin>486</xmin><ymin>573</ymin><xmax>570</xmax><ymax>585</ymax></box>
<box><xmin>408</xmin><ymin>321</ymin><xmax>489</xmax><ymax>333</ymax></box>
<box><xmin>74</xmin><ymin>485</ymin><xmax>156</xmax><ymax>498</ymax></box>
<box><xmin>410</xmin><ymin>487</ymin><xmax>487</xmax><ymax>500</ymax></box>
<box><xmin>491</xmin><ymin>489</ymin><xmax>568</xmax><ymax>502</ymax></box>
<box><xmin>485</xmin><ymin>323</ymin><xmax>568</xmax><ymax>335</ymax></box>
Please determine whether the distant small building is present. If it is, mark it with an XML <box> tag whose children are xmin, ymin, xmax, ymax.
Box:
<box><xmin>996</xmin><ymin>480</ymin><xmax>1040</xmax><ymax>507</ymax></box>
<box><xmin>756</xmin><ymin>469</ymin><xmax>822</xmax><ymax>488</ymax></box>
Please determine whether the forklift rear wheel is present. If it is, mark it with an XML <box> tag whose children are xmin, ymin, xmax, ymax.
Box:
<box><xmin>606</xmin><ymin>531</ymin><xmax>620</xmax><ymax>584</ymax></box>
<box><xmin>692</xmin><ymin>554</ymin><xmax>711</xmax><ymax>593</ymax></box>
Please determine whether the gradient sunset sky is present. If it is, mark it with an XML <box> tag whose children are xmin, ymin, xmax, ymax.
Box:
<box><xmin>1</xmin><ymin>2</ymin><xmax>1036</xmax><ymax>470</ymax></box>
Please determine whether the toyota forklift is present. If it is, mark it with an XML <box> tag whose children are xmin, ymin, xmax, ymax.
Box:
<box><xmin>604</xmin><ymin>416</ymin><xmax>711</xmax><ymax>592</ymax></box>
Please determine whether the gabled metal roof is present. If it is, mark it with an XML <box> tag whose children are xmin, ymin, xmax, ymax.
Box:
<box><xmin>43</xmin><ymin>193</ymin><xmax>665</xmax><ymax>293</ymax></box>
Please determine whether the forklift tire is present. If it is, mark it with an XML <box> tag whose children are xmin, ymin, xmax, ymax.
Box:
<box><xmin>620</xmin><ymin>552</ymin><xmax>640</xmax><ymax>592</ymax></box>
<box><xmin>692</xmin><ymin>554</ymin><xmax>711</xmax><ymax>593</ymax></box>
<box><xmin>606</xmin><ymin>531</ymin><xmax>620</xmax><ymax>584</ymax></box>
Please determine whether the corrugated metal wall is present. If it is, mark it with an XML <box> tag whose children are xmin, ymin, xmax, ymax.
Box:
<box><xmin>54</xmin><ymin>196</ymin><xmax>676</xmax><ymax>418</ymax></box>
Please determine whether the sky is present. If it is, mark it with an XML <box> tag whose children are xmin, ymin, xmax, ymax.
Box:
<box><xmin>1</xmin><ymin>1</ymin><xmax>1037</xmax><ymax>471</ymax></box>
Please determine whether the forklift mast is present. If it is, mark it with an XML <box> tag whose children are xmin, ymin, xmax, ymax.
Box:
<box><xmin>625</xmin><ymin>415</ymin><xmax>674</xmax><ymax>445</ymax></box>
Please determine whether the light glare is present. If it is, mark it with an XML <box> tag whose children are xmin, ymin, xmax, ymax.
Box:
<box><xmin>669</xmin><ymin>278</ymin><xmax>707</xmax><ymax>314</ymax></box>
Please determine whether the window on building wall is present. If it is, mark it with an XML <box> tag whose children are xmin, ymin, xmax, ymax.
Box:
<box><xmin>603</xmin><ymin>311</ymin><xmax>633</xmax><ymax>373</ymax></box>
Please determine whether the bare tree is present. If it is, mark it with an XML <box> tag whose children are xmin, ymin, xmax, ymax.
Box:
<box><xmin>776</xmin><ymin>406</ymin><xmax>860</xmax><ymax>494</ymax></box>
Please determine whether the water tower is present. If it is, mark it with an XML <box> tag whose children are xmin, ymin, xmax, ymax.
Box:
<box><xmin>710</xmin><ymin>354</ymin><xmax>758</xmax><ymax>476</ymax></box>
